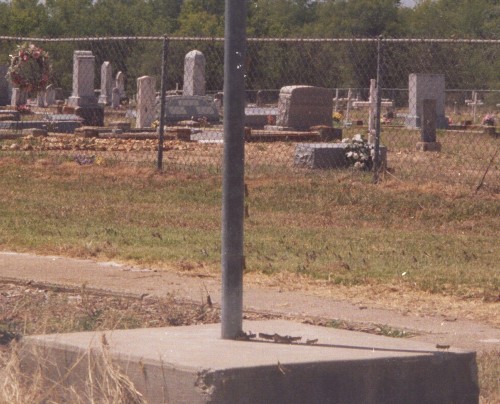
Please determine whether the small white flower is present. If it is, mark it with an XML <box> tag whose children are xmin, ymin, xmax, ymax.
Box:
<box><xmin>354</xmin><ymin>162</ymin><xmax>363</xmax><ymax>169</ymax></box>
<box><xmin>353</xmin><ymin>134</ymin><xmax>363</xmax><ymax>142</ymax></box>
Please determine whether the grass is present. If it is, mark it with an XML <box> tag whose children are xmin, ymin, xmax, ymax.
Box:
<box><xmin>0</xmin><ymin>155</ymin><xmax>498</xmax><ymax>305</ymax></box>
<box><xmin>0</xmin><ymin>282</ymin><xmax>498</xmax><ymax>403</ymax></box>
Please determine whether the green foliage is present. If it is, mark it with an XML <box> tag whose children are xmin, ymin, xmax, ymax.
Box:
<box><xmin>0</xmin><ymin>0</ymin><xmax>497</xmax><ymax>39</ymax></box>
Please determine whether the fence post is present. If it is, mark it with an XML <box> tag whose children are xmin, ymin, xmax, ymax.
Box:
<box><xmin>373</xmin><ymin>36</ymin><xmax>383</xmax><ymax>183</ymax></box>
<box><xmin>221</xmin><ymin>0</ymin><xmax>247</xmax><ymax>339</ymax></box>
<box><xmin>157</xmin><ymin>36</ymin><xmax>168</xmax><ymax>171</ymax></box>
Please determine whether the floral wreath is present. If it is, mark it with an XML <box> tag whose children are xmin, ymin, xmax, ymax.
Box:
<box><xmin>6</xmin><ymin>43</ymin><xmax>51</xmax><ymax>92</ymax></box>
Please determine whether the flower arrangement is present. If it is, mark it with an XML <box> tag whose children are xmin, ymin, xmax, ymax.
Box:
<box><xmin>342</xmin><ymin>134</ymin><xmax>375</xmax><ymax>170</ymax></box>
<box><xmin>332</xmin><ymin>111</ymin><xmax>344</xmax><ymax>123</ymax></box>
<box><xmin>482</xmin><ymin>114</ymin><xmax>495</xmax><ymax>126</ymax></box>
<box><xmin>6</xmin><ymin>43</ymin><xmax>51</xmax><ymax>92</ymax></box>
<box><xmin>16</xmin><ymin>104</ymin><xmax>31</xmax><ymax>115</ymax></box>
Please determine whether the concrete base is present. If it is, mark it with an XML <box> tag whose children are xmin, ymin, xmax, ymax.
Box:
<box><xmin>416</xmin><ymin>141</ymin><xmax>442</xmax><ymax>152</ymax></box>
<box><xmin>20</xmin><ymin>320</ymin><xmax>478</xmax><ymax>404</ymax></box>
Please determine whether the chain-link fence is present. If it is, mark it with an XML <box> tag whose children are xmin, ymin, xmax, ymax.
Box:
<box><xmin>0</xmin><ymin>36</ymin><xmax>498</xmax><ymax>190</ymax></box>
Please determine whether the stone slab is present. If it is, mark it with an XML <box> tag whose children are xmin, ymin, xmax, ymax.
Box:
<box><xmin>164</xmin><ymin>95</ymin><xmax>220</xmax><ymax>123</ymax></box>
<box><xmin>295</xmin><ymin>143</ymin><xmax>387</xmax><ymax>169</ymax></box>
<box><xmin>75</xmin><ymin>105</ymin><xmax>104</xmax><ymax>126</ymax></box>
<box><xmin>0</xmin><ymin>120</ymin><xmax>82</xmax><ymax>133</ymax></box>
<box><xmin>21</xmin><ymin>320</ymin><xmax>478</xmax><ymax>404</ymax></box>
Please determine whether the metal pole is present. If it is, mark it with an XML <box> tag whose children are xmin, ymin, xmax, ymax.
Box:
<box><xmin>373</xmin><ymin>36</ymin><xmax>383</xmax><ymax>183</ymax></box>
<box><xmin>221</xmin><ymin>0</ymin><xmax>247</xmax><ymax>339</ymax></box>
<box><xmin>157</xmin><ymin>36</ymin><xmax>168</xmax><ymax>170</ymax></box>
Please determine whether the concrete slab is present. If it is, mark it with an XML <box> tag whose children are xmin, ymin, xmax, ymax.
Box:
<box><xmin>21</xmin><ymin>320</ymin><xmax>478</xmax><ymax>404</ymax></box>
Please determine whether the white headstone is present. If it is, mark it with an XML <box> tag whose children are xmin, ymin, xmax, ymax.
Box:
<box><xmin>44</xmin><ymin>84</ymin><xmax>56</xmax><ymax>106</ymax></box>
<box><xmin>111</xmin><ymin>87</ymin><xmax>120</xmax><ymax>109</ymax></box>
<box><xmin>136</xmin><ymin>75</ymin><xmax>156</xmax><ymax>128</ymax></box>
<box><xmin>183</xmin><ymin>50</ymin><xmax>206</xmax><ymax>96</ymax></box>
<box><xmin>98</xmin><ymin>61</ymin><xmax>112</xmax><ymax>105</ymax></box>
<box><xmin>116</xmin><ymin>71</ymin><xmax>125</xmax><ymax>98</ymax></box>
<box><xmin>11</xmin><ymin>88</ymin><xmax>27</xmax><ymax>106</ymax></box>
<box><xmin>407</xmin><ymin>73</ymin><xmax>447</xmax><ymax>129</ymax></box>
<box><xmin>67</xmin><ymin>50</ymin><xmax>96</xmax><ymax>107</ymax></box>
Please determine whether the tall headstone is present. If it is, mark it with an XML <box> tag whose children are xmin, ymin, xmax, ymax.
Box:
<box><xmin>183</xmin><ymin>50</ymin><xmax>206</xmax><ymax>96</ymax></box>
<box><xmin>276</xmin><ymin>86</ymin><xmax>333</xmax><ymax>131</ymax></box>
<box><xmin>416</xmin><ymin>99</ymin><xmax>442</xmax><ymax>151</ymax></box>
<box><xmin>407</xmin><ymin>73</ymin><xmax>447</xmax><ymax>129</ymax></box>
<box><xmin>111</xmin><ymin>87</ymin><xmax>121</xmax><ymax>109</ymax></box>
<box><xmin>98</xmin><ymin>61</ymin><xmax>112</xmax><ymax>105</ymax></box>
<box><xmin>0</xmin><ymin>65</ymin><xmax>11</xmax><ymax>106</ymax></box>
<box><xmin>36</xmin><ymin>91</ymin><xmax>45</xmax><ymax>107</ymax></box>
<box><xmin>136</xmin><ymin>75</ymin><xmax>156</xmax><ymax>128</ymax></box>
<box><xmin>11</xmin><ymin>88</ymin><xmax>27</xmax><ymax>106</ymax></box>
<box><xmin>115</xmin><ymin>71</ymin><xmax>125</xmax><ymax>98</ymax></box>
<box><xmin>68</xmin><ymin>51</ymin><xmax>96</xmax><ymax>107</ymax></box>
<box><xmin>45</xmin><ymin>84</ymin><xmax>56</xmax><ymax>106</ymax></box>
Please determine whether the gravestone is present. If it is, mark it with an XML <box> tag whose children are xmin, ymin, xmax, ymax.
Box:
<box><xmin>11</xmin><ymin>88</ymin><xmax>28</xmax><ymax>106</ymax></box>
<box><xmin>295</xmin><ymin>143</ymin><xmax>387</xmax><ymax>169</ymax></box>
<box><xmin>136</xmin><ymin>75</ymin><xmax>156</xmax><ymax>128</ymax></box>
<box><xmin>45</xmin><ymin>84</ymin><xmax>56</xmax><ymax>106</ymax></box>
<box><xmin>68</xmin><ymin>51</ymin><xmax>103</xmax><ymax>125</ymax></box>
<box><xmin>0</xmin><ymin>65</ymin><xmax>11</xmax><ymax>106</ymax></box>
<box><xmin>276</xmin><ymin>86</ymin><xmax>333</xmax><ymax>131</ymax></box>
<box><xmin>183</xmin><ymin>50</ymin><xmax>206</xmax><ymax>96</ymax></box>
<box><xmin>36</xmin><ymin>92</ymin><xmax>45</xmax><ymax>107</ymax></box>
<box><xmin>416</xmin><ymin>99</ymin><xmax>442</xmax><ymax>152</ymax></box>
<box><xmin>406</xmin><ymin>73</ymin><xmax>447</xmax><ymax>129</ymax></box>
<box><xmin>111</xmin><ymin>87</ymin><xmax>120</xmax><ymax>109</ymax></box>
<box><xmin>68</xmin><ymin>51</ymin><xmax>97</xmax><ymax>107</ymax></box>
<box><xmin>98</xmin><ymin>61</ymin><xmax>112</xmax><ymax>105</ymax></box>
<box><xmin>164</xmin><ymin>95</ymin><xmax>219</xmax><ymax>123</ymax></box>
<box><xmin>115</xmin><ymin>71</ymin><xmax>125</xmax><ymax>98</ymax></box>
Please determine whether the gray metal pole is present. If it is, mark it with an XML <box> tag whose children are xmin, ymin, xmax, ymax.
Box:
<box><xmin>221</xmin><ymin>0</ymin><xmax>247</xmax><ymax>339</ymax></box>
<box><xmin>157</xmin><ymin>36</ymin><xmax>168</xmax><ymax>171</ymax></box>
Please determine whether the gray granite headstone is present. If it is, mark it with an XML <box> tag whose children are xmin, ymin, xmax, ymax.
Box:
<box><xmin>407</xmin><ymin>73</ymin><xmax>447</xmax><ymax>129</ymax></box>
<box><xmin>183</xmin><ymin>50</ymin><xmax>206</xmax><ymax>96</ymax></box>
<box><xmin>45</xmin><ymin>84</ymin><xmax>56</xmax><ymax>106</ymax></box>
<box><xmin>0</xmin><ymin>65</ymin><xmax>11</xmax><ymax>106</ymax></box>
<box><xmin>136</xmin><ymin>75</ymin><xmax>156</xmax><ymax>128</ymax></box>
<box><xmin>276</xmin><ymin>86</ymin><xmax>333</xmax><ymax>131</ymax></box>
<box><xmin>98</xmin><ymin>61</ymin><xmax>112</xmax><ymax>105</ymax></box>
<box><xmin>115</xmin><ymin>71</ymin><xmax>125</xmax><ymax>98</ymax></box>
<box><xmin>68</xmin><ymin>51</ymin><xmax>97</xmax><ymax>107</ymax></box>
<box><xmin>164</xmin><ymin>95</ymin><xmax>219</xmax><ymax>123</ymax></box>
<box><xmin>295</xmin><ymin>143</ymin><xmax>387</xmax><ymax>169</ymax></box>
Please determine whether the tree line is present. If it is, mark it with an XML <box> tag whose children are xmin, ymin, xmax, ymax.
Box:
<box><xmin>0</xmin><ymin>0</ymin><xmax>498</xmax><ymax>39</ymax></box>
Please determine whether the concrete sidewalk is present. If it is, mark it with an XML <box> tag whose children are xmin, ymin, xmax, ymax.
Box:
<box><xmin>1</xmin><ymin>251</ymin><xmax>499</xmax><ymax>352</ymax></box>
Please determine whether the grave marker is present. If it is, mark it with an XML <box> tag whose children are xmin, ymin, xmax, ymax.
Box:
<box><xmin>0</xmin><ymin>65</ymin><xmax>10</xmax><ymax>106</ymax></box>
<box><xmin>276</xmin><ymin>86</ymin><xmax>333</xmax><ymax>131</ymax></box>
<box><xmin>183</xmin><ymin>50</ymin><xmax>206</xmax><ymax>96</ymax></box>
<box><xmin>136</xmin><ymin>75</ymin><xmax>156</xmax><ymax>128</ymax></box>
<box><xmin>164</xmin><ymin>95</ymin><xmax>219</xmax><ymax>123</ymax></box>
<box><xmin>68</xmin><ymin>51</ymin><xmax>97</xmax><ymax>107</ymax></box>
<box><xmin>115</xmin><ymin>71</ymin><xmax>125</xmax><ymax>98</ymax></box>
<box><xmin>416</xmin><ymin>99</ymin><xmax>442</xmax><ymax>151</ymax></box>
<box><xmin>45</xmin><ymin>84</ymin><xmax>56</xmax><ymax>106</ymax></box>
<box><xmin>407</xmin><ymin>73</ymin><xmax>447</xmax><ymax>129</ymax></box>
<box><xmin>98</xmin><ymin>61</ymin><xmax>112</xmax><ymax>105</ymax></box>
